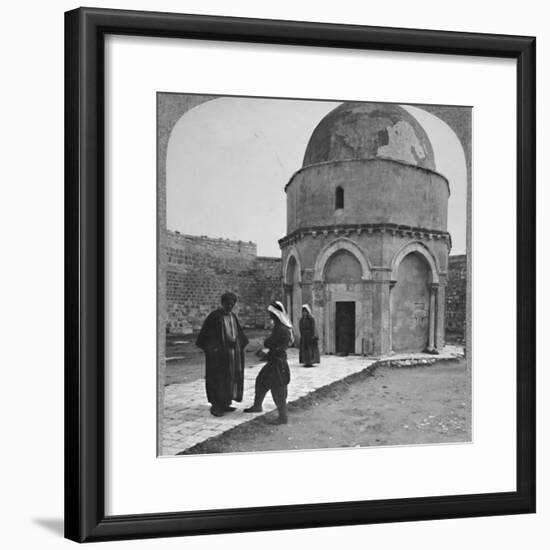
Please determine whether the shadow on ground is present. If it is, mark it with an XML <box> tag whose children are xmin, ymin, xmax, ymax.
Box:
<box><xmin>32</xmin><ymin>518</ymin><xmax>64</xmax><ymax>536</ymax></box>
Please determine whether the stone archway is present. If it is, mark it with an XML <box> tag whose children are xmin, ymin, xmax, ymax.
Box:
<box><xmin>158</xmin><ymin>94</ymin><xmax>218</xmax><ymax>236</ymax></box>
<box><xmin>284</xmin><ymin>249</ymin><xmax>302</xmax><ymax>332</ymax></box>
<box><xmin>157</xmin><ymin>94</ymin><xmax>219</xmax><ymax>455</ymax></box>
<box><xmin>390</xmin><ymin>241</ymin><xmax>439</xmax><ymax>284</ymax></box>
<box><xmin>313</xmin><ymin>240</ymin><xmax>371</xmax><ymax>354</ymax></box>
<box><xmin>314</xmin><ymin>238</ymin><xmax>371</xmax><ymax>282</ymax></box>
<box><xmin>324</xmin><ymin>249</ymin><xmax>363</xmax><ymax>355</ymax></box>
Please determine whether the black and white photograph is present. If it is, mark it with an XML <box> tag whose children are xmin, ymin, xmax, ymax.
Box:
<box><xmin>2</xmin><ymin>0</ymin><xmax>542</xmax><ymax>546</ymax></box>
<box><xmin>158</xmin><ymin>94</ymin><xmax>471</xmax><ymax>456</ymax></box>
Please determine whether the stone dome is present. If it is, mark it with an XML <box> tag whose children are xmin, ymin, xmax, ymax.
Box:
<box><xmin>303</xmin><ymin>102</ymin><xmax>436</xmax><ymax>170</ymax></box>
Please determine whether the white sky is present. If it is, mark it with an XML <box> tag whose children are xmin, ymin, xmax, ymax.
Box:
<box><xmin>166</xmin><ymin>97</ymin><xmax>467</xmax><ymax>257</ymax></box>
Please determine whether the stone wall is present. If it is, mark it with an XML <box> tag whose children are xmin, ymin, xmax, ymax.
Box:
<box><xmin>166</xmin><ymin>232</ymin><xmax>282</xmax><ymax>334</ymax></box>
<box><xmin>253</xmin><ymin>257</ymin><xmax>285</xmax><ymax>317</ymax></box>
<box><xmin>165</xmin><ymin>231</ymin><xmax>466</xmax><ymax>341</ymax></box>
<box><xmin>446</xmin><ymin>254</ymin><xmax>467</xmax><ymax>338</ymax></box>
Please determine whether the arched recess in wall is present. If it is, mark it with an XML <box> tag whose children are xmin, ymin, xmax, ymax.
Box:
<box><xmin>391</xmin><ymin>251</ymin><xmax>432</xmax><ymax>352</ymax></box>
<box><xmin>390</xmin><ymin>241</ymin><xmax>440</xmax><ymax>284</ymax></box>
<box><xmin>324</xmin><ymin>250</ymin><xmax>363</xmax><ymax>283</ymax></box>
<box><xmin>313</xmin><ymin>238</ymin><xmax>371</xmax><ymax>282</ymax></box>
<box><xmin>390</xmin><ymin>241</ymin><xmax>441</xmax><ymax>353</ymax></box>
<box><xmin>282</xmin><ymin>247</ymin><xmax>302</xmax><ymax>326</ymax></box>
<box><xmin>283</xmin><ymin>246</ymin><xmax>302</xmax><ymax>285</ymax></box>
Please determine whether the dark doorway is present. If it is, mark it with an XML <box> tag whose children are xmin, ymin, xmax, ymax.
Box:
<box><xmin>335</xmin><ymin>301</ymin><xmax>355</xmax><ymax>355</ymax></box>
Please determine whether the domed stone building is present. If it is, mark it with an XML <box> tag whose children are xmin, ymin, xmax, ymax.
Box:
<box><xmin>279</xmin><ymin>102</ymin><xmax>450</xmax><ymax>356</ymax></box>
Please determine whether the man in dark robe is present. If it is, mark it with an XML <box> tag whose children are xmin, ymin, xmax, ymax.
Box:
<box><xmin>196</xmin><ymin>292</ymin><xmax>249</xmax><ymax>417</ymax></box>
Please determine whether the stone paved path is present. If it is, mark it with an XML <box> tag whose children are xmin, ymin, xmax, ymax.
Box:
<box><xmin>161</xmin><ymin>346</ymin><xmax>464</xmax><ymax>455</ymax></box>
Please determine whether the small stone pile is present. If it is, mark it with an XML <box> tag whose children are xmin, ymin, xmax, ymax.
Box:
<box><xmin>377</xmin><ymin>357</ymin><xmax>438</xmax><ymax>368</ymax></box>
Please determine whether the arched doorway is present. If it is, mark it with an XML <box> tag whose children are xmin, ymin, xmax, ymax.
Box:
<box><xmin>391</xmin><ymin>252</ymin><xmax>431</xmax><ymax>352</ymax></box>
<box><xmin>324</xmin><ymin>249</ymin><xmax>364</xmax><ymax>355</ymax></box>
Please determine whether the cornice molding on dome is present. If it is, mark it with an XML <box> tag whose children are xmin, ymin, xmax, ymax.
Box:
<box><xmin>283</xmin><ymin>157</ymin><xmax>450</xmax><ymax>195</ymax></box>
<box><xmin>278</xmin><ymin>222</ymin><xmax>452</xmax><ymax>250</ymax></box>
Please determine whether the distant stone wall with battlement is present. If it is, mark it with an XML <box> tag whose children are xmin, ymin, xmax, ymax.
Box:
<box><xmin>165</xmin><ymin>231</ymin><xmax>465</xmax><ymax>341</ymax></box>
<box><xmin>446</xmin><ymin>254</ymin><xmax>467</xmax><ymax>340</ymax></box>
<box><xmin>165</xmin><ymin>232</ymin><xmax>282</xmax><ymax>334</ymax></box>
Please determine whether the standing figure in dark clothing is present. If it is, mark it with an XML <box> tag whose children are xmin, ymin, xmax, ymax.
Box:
<box><xmin>299</xmin><ymin>304</ymin><xmax>320</xmax><ymax>368</ymax></box>
<box><xmin>196</xmin><ymin>292</ymin><xmax>249</xmax><ymax>417</ymax></box>
<box><xmin>244</xmin><ymin>302</ymin><xmax>293</xmax><ymax>424</ymax></box>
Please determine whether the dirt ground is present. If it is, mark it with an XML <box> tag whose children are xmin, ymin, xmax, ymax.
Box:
<box><xmin>165</xmin><ymin>329</ymin><xmax>269</xmax><ymax>385</ymax></box>
<box><xmin>181</xmin><ymin>358</ymin><xmax>471</xmax><ymax>454</ymax></box>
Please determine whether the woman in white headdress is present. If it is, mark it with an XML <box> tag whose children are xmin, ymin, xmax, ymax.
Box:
<box><xmin>243</xmin><ymin>301</ymin><xmax>293</xmax><ymax>424</ymax></box>
<box><xmin>299</xmin><ymin>304</ymin><xmax>320</xmax><ymax>368</ymax></box>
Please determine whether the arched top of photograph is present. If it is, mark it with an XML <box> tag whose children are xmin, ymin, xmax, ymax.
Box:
<box><xmin>165</xmin><ymin>95</ymin><xmax>467</xmax><ymax>257</ymax></box>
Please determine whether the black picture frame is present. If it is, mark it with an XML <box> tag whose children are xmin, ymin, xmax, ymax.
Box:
<box><xmin>64</xmin><ymin>7</ymin><xmax>536</xmax><ymax>543</ymax></box>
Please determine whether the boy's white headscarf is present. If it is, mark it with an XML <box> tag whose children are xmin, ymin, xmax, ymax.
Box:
<box><xmin>267</xmin><ymin>301</ymin><xmax>292</xmax><ymax>329</ymax></box>
<box><xmin>267</xmin><ymin>301</ymin><xmax>295</xmax><ymax>345</ymax></box>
